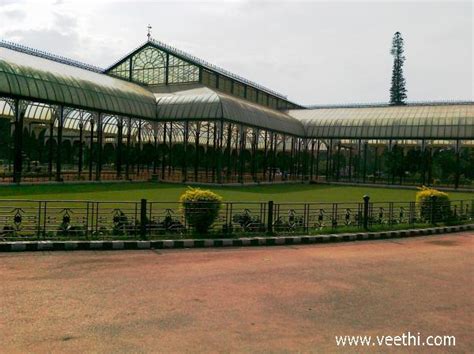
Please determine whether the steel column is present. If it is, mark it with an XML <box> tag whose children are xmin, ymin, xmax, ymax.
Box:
<box><xmin>281</xmin><ymin>135</ymin><xmax>287</xmax><ymax>180</ymax></box>
<box><xmin>168</xmin><ymin>122</ymin><xmax>173</xmax><ymax>178</ymax></box>
<box><xmin>48</xmin><ymin>120</ymin><xmax>54</xmax><ymax>179</ymax></box>
<box><xmin>427</xmin><ymin>146</ymin><xmax>433</xmax><ymax>185</ymax></box>
<box><xmin>182</xmin><ymin>121</ymin><xmax>189</xmax><ymax>182</ymax></box>
<box><xmin>217</xmin><ymin>120</ymin><xmax>224</xmax><ymax>183</ymax></box>
<box><xmin>263</xmin><ymin>131</ymin><xmax>268</xmax><ymax>180</ymax></box>
<box><xmin>95</xmin><ymin>113</ymin><xmax>103</xmax><ymax>181</ymax></box>
<box><xmin>421</xmin><ymin>140</ymin><xmax>426</xmax><ymax>185</ymax></box>
<box><xmin>356</xmin><ymin>139</ymin><xmax>362</xmax><ymax>182</ymax></box>
<box><xmin>290</xmin><ymin>137</ymin><xmax>295</xmax><ymax>179</ymax></box>
<box><xmin>455</xmin><ymin>140</ymin><xmax>461</xmax><ymax>189</ymax></box>
<box><xmin>88</xmin><ymin>118</ymin><xmax>94</xmax><ymax>181</ymax></box>
<box><xmin>335</xmin><ymin>141</ymin><xmax>341</xmax><ymax>182</ymax></box>
<box><xmin>272</xmin><ymin>133</ymin><xmax>278</xmax><ymax>181</ymax></box>
<box><xmin>251</xmin><ymin>128</ymin><xmax>258</xmax><ymax>182</ymax></box>
<box><xmin>116</xmin><ymin>118</ymin><xmax>123</xmax><ymax>178</ymax></box>
<box><xmin>212</xmin><ymin>121</ymin><xmax>217</xmax><ymax>182</ymax></box>
<box><xmin>137</xmin><ymin>120</ymin><xmax>142</xmax><ymax>175</ymax></box>
<box><xmin>348</xmin><ymin>145</ymin><xmax>353</xmax><ymax>181</ymax></box>
<box><xmin>161</xmin><ymin>122</ymin><xmax>167</xmax><ymax>180</ymax></box>
<box><xmin>153</xmin><ymin>124</ymin><xmax>158</xmax><ymax>175</ymax></box>
<box><xmin>205</xmin><ymin>122</ymin><xmax>210</xmax><ymax>181</ymax></box>
<box><xmin>363</xmin><ymin>141</ymin><xmax>368</xmax><ymax>183</ymax></box>
<box><xmin>315</xmin><ymin>140</ymin><xmax>321</xmax><ymax>181</ymax></box>
<box><xmin>55</xmin><ymin>106</ymin><xmax>64</xmax><ymax>182</ymax></box>
<box><xmin>225</xmin><ymin>123</ymin><xmax>232</xmax><ymax>181</ymax></box>
<box><xmin>78</xmin><ymin>122</ymin><xmax>83</xmax><ymax>178</ymax></box>
<box><xmin>400</xmin><ymin>147</ymin><xmax>405</xmax><ymax>185</ymax></box>
<box><xmin>373</xmin><ymin>145</ymin><xmax>378</xmax><ymax>184</ymax></box>
<box><xmin>12</xmin><ymin>99</ymin><xmax>24</xmax><ymax>183</ymax></box>
<box><xmin>310</xmin><ymin>139</ymin><xmax>315</xmax><ymax>181</ymax></box>
<box><xmin>194</xmin><ymin>123</ymin><xmax>201</xmax><ymax>181</ymax></box>
<box><xmin>389</xmin><ymin>140</ymin><xmax>394</xmax><ymax>184</ymax></box>
<box><xmin>268</xmin><ymin>132</ymin><xmax>274</xmax><ymax>182</ymax></box>
<box><xmin>325</xmin><ymin>139</ymin><xmax>332</xmax><ymax>182</ymax></box>
<box><xmin>125</xmin><ymin>117</ymin><xmax>131</xmax><ymax>180</ymax></box>
<box><xmin>233</xmin><ymin>125</ymin><xmax>239</xmax><ymax>177</ymax></box>
<box><xmin>297</xmin><ymin>138</ymin><xmax>302</xmax><ymax>180</ymax></box>
<box><xmin>238</xmin><ymin>125</ymin><xmax>245</xmax><ymax>183</ymax></box>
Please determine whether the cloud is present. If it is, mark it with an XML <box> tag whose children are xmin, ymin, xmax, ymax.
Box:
<box><xmin>0</xmin><ymin>0</ymin><xmax>471</xmax><ymax>104</ymax></box>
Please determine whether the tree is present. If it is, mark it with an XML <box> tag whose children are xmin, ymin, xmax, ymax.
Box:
<box><xmin>389</xmin><ymin>32</ymin><xmax>407</xmax><ymax>105</ymax></box>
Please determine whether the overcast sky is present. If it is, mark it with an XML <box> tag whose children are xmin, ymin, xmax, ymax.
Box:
<box><xmin>0</xmin><ymin>0</ymin><xmax>472</xmax><ymax>105</ymax></box>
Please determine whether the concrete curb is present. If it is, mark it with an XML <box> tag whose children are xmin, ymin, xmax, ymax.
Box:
<box><xmin>1</xmin><ymin>224</ymin><xmax>472</xmax><ymax>252</ymax></box>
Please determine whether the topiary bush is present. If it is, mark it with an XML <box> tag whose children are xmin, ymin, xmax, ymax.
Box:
<box><xmin>416</xmin><ymin>186</ymin><xmax>451</xmax><ymax>223</ymax></box>
<box><xmin>179</xmin><ymin>187</ymin><xmax>222</xmax><ymax>234</ymax></box>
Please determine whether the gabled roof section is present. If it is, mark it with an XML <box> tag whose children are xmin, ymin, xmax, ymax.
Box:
<box><xmin>105</xmin><ymin>38</ymin><xmax>302</xmax><ymax>109</ymax></box>
<box><xmin>106</xmin><ymin>38</ymin><xmax>284</xmax><ymax>98</ymax></box>
<box><xmin>0</xmin><ymin>41</ymin><xmax>157</xmax><ymax>119</ymax></box>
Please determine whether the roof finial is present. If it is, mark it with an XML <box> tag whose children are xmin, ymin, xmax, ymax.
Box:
<box><xmin>147</xmin><ymin>24</ymin><xmax>152</xmax><ymax>40</ymax></box>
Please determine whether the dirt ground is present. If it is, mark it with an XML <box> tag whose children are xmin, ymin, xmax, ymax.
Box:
<box><xmin>1</xmin><ymin>232</ymin><xmax>473</xmax><ymax>353</ymax></box>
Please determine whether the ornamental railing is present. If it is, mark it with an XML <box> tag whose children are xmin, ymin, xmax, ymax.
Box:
<box><xmin>0</xmin><ymin>197</ymin><xmax>472</xmax><ymax>241</ymax></box>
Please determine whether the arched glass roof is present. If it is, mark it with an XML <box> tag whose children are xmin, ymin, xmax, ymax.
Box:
<box><xmin>1</xmin><ymin>42</ymin><xmax>472</xmax><ymax>141</ymax></box>
<box><xmin>289</xmin><ymin>104</ymin><xmax>474</xmax><ymax>139</ymax></box>
<box><xmin>0</xmin><ymin>46</ymin><xmax>157</xmax><ymax>119</ymax></box>
<box><xmin>155</xmin><ymin>86</ymin><xmax>304</xmax><ymax>136</ymax></box>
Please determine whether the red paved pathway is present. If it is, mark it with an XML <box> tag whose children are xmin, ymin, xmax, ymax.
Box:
<box><xmin>1</xmin><ymin>232</ymin><xmax>473</xmax><ymax>353</ymax></box>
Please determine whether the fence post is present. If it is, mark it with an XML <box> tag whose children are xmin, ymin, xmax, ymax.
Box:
<box><xmin>430</xmin><ymin>195</ymin><xmax>436</xmax><ymax>225</ymax></box>
<box><xmin>409</xmin><ymin>201</ymin><xmax>415</xmax><ymax>225</ymax></box>
<box><xmin>267</xmin><ymin>200</ymin><xmax>274</xmax><ymax>234</ymax></box>
<box><xmin>363</xmin><ymin>195</ymin><xmax>370</xmax><ymax>230</ymax></box>
<box><xmin>37</xmin><ymin>201</ymin><xmax>42</xmax><ymax>239</ymax></box>
<box><xmin>140</xmin><ymin>198</ymin><xmax>147</xmax><ymax>239</ymax></box>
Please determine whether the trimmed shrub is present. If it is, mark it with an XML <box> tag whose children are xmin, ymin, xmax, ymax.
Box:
<box><xmin>179</xmin><ymin>187</ymin><xmax>222</xmax><ymax>234</ymax></box>
<box><xmin>416</xmin><ymin>186</ymin><xmax>451</xmax><ymax>223</ymax></box>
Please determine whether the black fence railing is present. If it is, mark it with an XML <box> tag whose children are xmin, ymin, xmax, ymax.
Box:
<box><xmin>0</xmin><ymin>198</ymin><xmax>472</xmax><ymax>241</ymax></box>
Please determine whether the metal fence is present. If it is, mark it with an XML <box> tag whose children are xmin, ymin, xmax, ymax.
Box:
<box><xmin>0</xmin><ymin>197</ymin><xmax>472</xmax><ymax>241</ymax></box>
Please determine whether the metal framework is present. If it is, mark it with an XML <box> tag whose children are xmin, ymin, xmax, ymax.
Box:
<box><xmin>106</xmin><ymin>39</ymin><xmax>302</xmax><ymax>110</ymax></box>
<box><xmin>0</xmin><ymin>39</ymin><xmax>473</xmax><ymax>188</ymax></box>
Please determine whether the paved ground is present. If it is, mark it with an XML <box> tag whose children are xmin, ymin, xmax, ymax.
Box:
<box><xmin>1</xmin><ymin>232</ymin><xmax>473</xmax><ymax>353</ymax></box>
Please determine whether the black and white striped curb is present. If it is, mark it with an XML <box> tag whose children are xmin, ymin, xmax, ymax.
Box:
<box><xmin>1</xmin><ymin>224</ymin><xmax>472</xmax><ymax>252</ymax></box>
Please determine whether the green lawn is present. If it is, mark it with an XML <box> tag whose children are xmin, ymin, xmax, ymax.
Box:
<box><xmin>2</xmin><ymin>182</ymin><xmax>472</xmax><ymax>202</ymax></box>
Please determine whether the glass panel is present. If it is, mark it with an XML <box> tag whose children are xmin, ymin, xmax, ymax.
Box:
<box><xmin>233</xmin><ymin>82</ymin><xmax>245</xmax><ymax>98</ymax></box>
<box><xmin>55</xmin><ymin>76</ymin><xmax>73</xmax><ymax>104</ymax></box>
<box><xmin>108</xmin><ymin>59</ymin><xmax>130</xmax><ymax>80</ymax></box>
<box><xmin>201</xmin><ymin>70</ymin><xmax>211</xmax><ymax>86</ymax></box>
<box><xmin>16</xmin><ymin>74</ymin><xmax>31</xmax><ymax>97</ymax></box>
<box><xmin>268</xmin><ymin>96</ymin><xmax>277</xmax><ymax>109</ymax></box>
<box><xmin>202</xmin><ymin>70</ymin><xmax>217</xmax><ymax>87</ymax></box>
<box><xmin>258</xmin><ymin>91</ymin><xmax>267</xmax><ymax>106</ymax></box>
<box><xmin>21</xmin><ymin>67</ymin><xmax>39</xmax><ymax>98</ymax></box>
<box><xmin>0</xmin><ymin>72</ymin><xmax>10</xmax><ymax>93</ymax></box>
<box><xmin>277</xmin><ymin>99</ymin><xmax>288</xmax><ymax>110</ymax></box>
<box><xmin>168</xmin><ymin>54</ymin><xmax>199</xmax><ymax>84</ymax></box>
<box><xmin>5</xmin><ymin>72</ymin><xmax>20</xmax><ymax>95</ymax></box>
<box><xmin>219</xmin><ymin>77</ymin><xmax>232</xmax><ymax>94</ymax></box>
<box><xmin>131</xmin><ymin>46</ymin><xmax>166</xmax><ymax>85</ymax></box>
<box><xmin>247</xmin><ymin>87</ymin><xmax>257</xmax><ymax>102</ymax></box>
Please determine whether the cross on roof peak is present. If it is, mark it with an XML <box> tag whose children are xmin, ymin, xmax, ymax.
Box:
<box><xmin>147</xmin><ymin>24</ymin><xmax>152</xmax><ymax>40</ymax></box>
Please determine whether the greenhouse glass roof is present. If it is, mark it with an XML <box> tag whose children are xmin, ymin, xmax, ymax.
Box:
<box><xmin>0</xmin><ymin>40</ymin><xmax>472</xmax><ymax>140</ymax></box>
<box><xmin>289</xmin><ymin>104</ymin><xmax>474</xmax><ymax>139</ymax></box>
<box><xmin>155</xmin><ymin>86</ymin><xmax>304</xmax><ymax>136</ymax></box>
<box><xmin>0</xmin><ymin>44</ymin><xmax>157</xmax><ymax>119</ymax></box>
